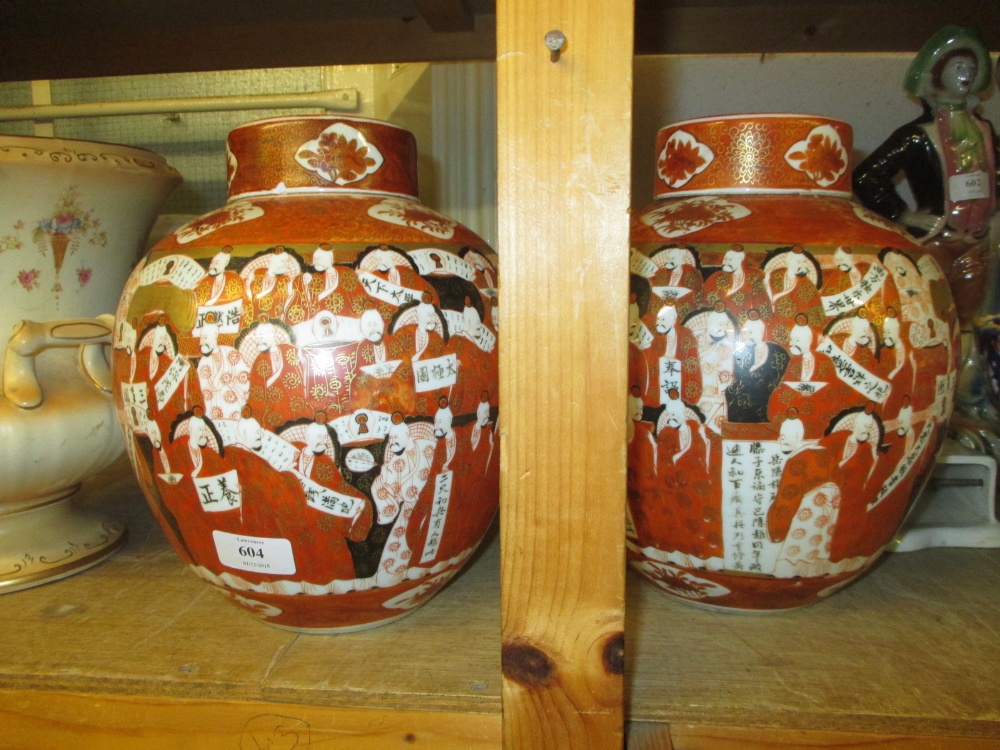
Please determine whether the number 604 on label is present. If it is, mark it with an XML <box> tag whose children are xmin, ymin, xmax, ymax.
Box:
<box><xmin>212</xmin><ymin>530</ymin><xmax>297</xmax><ymax>575</ymax></box>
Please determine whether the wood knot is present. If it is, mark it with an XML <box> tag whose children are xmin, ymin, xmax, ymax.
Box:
<box><xmin>602</xmin><ymin>631</ymin><xmax>625</xmax><ymax>676</ymax></box>
<box><xmin>501</xmin><ymin>641</ymin><xmax>556</xmax><ymax>687</ymax></box>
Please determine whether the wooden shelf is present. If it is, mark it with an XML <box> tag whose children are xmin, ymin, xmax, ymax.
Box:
<box><xmin>5</xmin><ymin>463</ymin><xmax>999</xmax><ymax>747</ymax></box>
<box><xmin>0</xmin><ymin>463</ymin><xmax>501</xmax><ymax>747</ymax></box>
<box><xmin>633</xmin><ymin>0</ymin><xmax>1000</xmax><ymax>57</ymax></box>
<box><xmin>4</xmin><ymin>2</ymin><xmax>1000</xmax><ymax>746</ymax></box>
<box><xmin>3</xmin><ymin>1</ymin><xmax>997</xmax><ymax>83</ymax></box>
<box><xmin>0</xmin><ymin>0</ymin><xmax>498</xmax><ymax>83</ymax></box>
<box><xmin>626</xmin><ymin>548</ymin><xmax>1000</xmax><ymax>747</ymax></box>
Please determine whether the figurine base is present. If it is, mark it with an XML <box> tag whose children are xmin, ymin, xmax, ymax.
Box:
<box><xmin>949</xmin><ymin>410</ymin><xmax>1000</xmax><ymax>462</ymax></box>
<box><xmin>893</xmin><ymin>438</ymin><xmax>1000</xmax><ymax>552</ymax></box>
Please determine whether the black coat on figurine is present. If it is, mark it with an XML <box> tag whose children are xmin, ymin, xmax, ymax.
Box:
<box><xmin>852</xmin><ymin>106</ymin><xmax>1000</xmax><ymax>237</ymax></box>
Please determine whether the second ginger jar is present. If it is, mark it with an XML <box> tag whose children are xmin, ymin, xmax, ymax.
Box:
<box><xmin>627</xmin><ymin>114</ymin><xmax>959</xmax><ymax>610</ymax></box>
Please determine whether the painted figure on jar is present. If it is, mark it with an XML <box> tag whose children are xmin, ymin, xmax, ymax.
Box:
<box><xmin>647</xmin><ymin>244</ymin><xmax>704</xmax><ymax>317</ymax></box>
<box><xmin>767</xmin><ymin>409</ymin><xmax>841</xmax><ymax>577</ymax></box>
<box><xmin>196</xmin><ymin>312</ymin><xmax>251</xmax><ymax>421</ymax></box>
<box><xmin>684</xmin><ymin>302</ymin><xmax>738</xmax><ymax>434</ymax></box>
<box><xmin>726</xmin><ymin>309</ymin><xmax>789</xmax><ymax>423</ymax></box>
<box><xmin>278</xmin><ymin>414</ymin><xmax>373</xmax><ymax>581</ymax></box>
<box><xmin>294</xmin><ymin>243</ymin><xmax>340</xmax><ymax>317</ymax></box>
<box><xmin>195</xmin><ymin>246</ymin><xmax>246</xmax><ymax>310</ymax></box>
<box><xmin>237</xmin><ymin>317</ymin><xmax>307</xmax><ymax>429</ymax></box>
<box><xmin>635</xmin><ymin>299</ymin><xmax>702</xmax><ymax>407</ymax></box>
<box><xmin>441</xmin><ymin>296</ymin><xmax>497</xmax><ymax>414</ymax></box>
<box><xmin>822</xmin><ymin>403</ymin><xmax>886</xmax><ymax>568</ymax></box>
<box><xmin>351</xmin><ymin>306</ymin><xmax>412</xmax><ymax>414</ymax></box>
<box><xmin>391</xmin><ymin>292</ymin><xmax>449</xmax><ymax>363</ymax></box>
<box><xmin>241</xmin><ymin>246</ymin><xmax>301</xmax><ymax>326</ymax></box>
<box><xmin>769</xmin><ymin>314</ymin><xmax>845</xmax><ymax>432</ymax></box>
<box><xmin>820</xmin><ymin>246</ymin><xmax>866</xmax><ymax>295</ymax></box>
<box><xmin>645</xmin><ymin>389</ymin><xmax>720</xmax><ymax>566</ymax></box>
<box><xmin>702</xmin><ymin>244</ymin><xmax>771</xmax><ymax>323</ymax></box>
<box><xmin>763</xmin><ymin>245</ymin><xmax>825</xmax><ymax>345</ymax></box>
<box><xmin>822</xmin><ymin>308</ymin><xmax>880</xmax><ymax>374</ymax></box>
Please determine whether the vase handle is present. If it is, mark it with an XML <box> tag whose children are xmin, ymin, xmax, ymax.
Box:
<box><xmin>3</xmin><ymin>315</ymin><xmax>115</xmax><ymax>409</ymax></box>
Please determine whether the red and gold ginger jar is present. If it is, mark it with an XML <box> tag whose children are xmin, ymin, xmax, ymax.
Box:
<box><xmin>627</xmin><ymin>113</ymin><xmax>959</xmax><ymax>610</ymax></box>
<box><xmin>111</xmin><ymin>115</ymin><xmax>499</xmax><ymax>632</ymax></box>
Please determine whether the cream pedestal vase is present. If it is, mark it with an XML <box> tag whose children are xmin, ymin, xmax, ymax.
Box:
<box><xmin>0</xmin><ymin>136</ymin><xmax>180</xmax><ymax>592</ymax></box>
<box><xmin>0</xmin><ymin>318</ymin><xmax>126</xmax><ymax>592</ymax></box>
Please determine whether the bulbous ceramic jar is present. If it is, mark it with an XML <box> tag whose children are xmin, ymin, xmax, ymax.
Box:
<box><xmin>111</xmin><ymin>116</ymin><xmax>499</xmax><ymax>632</ymax></box>
<box><xmin>628</xmin><ymin>114</ymin><xmax>959</xmax><ymax>610</ymax></box>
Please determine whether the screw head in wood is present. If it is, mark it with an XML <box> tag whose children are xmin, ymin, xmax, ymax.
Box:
<box><xmin>544</xmin><ymin>29</ymin><xmax>566</xmax><ymax>61</ymax></box>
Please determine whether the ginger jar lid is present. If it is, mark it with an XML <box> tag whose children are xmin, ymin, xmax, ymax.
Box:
<box><xmin>225</xmin><ymin>115</ymin><xmax>419</xmax><ymax>201</ymax></box>
<box><xmin>652</xmin><ymin>113</ymin><xmax>854</xmax><ymax>199</ymax></box>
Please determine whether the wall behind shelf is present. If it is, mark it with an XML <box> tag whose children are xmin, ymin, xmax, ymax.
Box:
<box><xmin>0</xmin><ymin>61</ymin><xmax>498</xmax><ymax>247</ymax></box>
<box><xmin>3</xmin><ymin>52</ymin><xmax>1000</xmax><ymax>246</ymax></box>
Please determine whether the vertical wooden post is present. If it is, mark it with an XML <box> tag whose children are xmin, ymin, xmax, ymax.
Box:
<box><xmin>496</xmin><ymin>1</ymin><xmax>633</xmax><ymax>747</ymax></box>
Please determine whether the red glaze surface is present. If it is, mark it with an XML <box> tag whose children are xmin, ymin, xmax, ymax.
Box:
<box><xmin>653</xmin><ymin>113</ymin><xmax>854</xmax><ymax>198</ymax></box>
<box><xmin>111</xmin><ymin>116</ymin><xmax>499</xmax><ymax>631</ymax></box>
<box><xmin>628</xmin><ymin>114</ymin><xmax>959</xmax><ymax>611</ymax></box>
<box><xmin>227</xmin><ymin>116</ymin><xmax>419</xmax><ymax>199</ymax></box>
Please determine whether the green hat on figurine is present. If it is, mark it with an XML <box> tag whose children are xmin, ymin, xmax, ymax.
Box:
<box><xmin>904</xmin><ymin>25</ymin><xmax>993</xmax><ymax>101</ymax></box>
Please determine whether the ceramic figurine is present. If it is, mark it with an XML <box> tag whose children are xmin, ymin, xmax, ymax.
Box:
<box><xmin>110</xmin><ymin>116</ymin><xmax>499</xmax><ymax>632</ymax></box>
<box><xmin>629</xmin><ymin>114</ymin><xmax>959</xmax><ymax>610</ymax></box>
<box><xmin>0</xmin><ymin>135</ymin><xmax>180</xmax><ymax>593</ymax></box>
<box><xmin>853</xmin><ymin>26</ymin><xmax>999</xmax><ymax>432</ymax></box>
<box><xmin>967</xmin><ymin>53</ymin><xmax>1000</xmax><ymax>433</ymax></box>
<box><xmin>853</xmin><ymin>26</ymin><xmax>996</xmax><ymax>325</ymax></box>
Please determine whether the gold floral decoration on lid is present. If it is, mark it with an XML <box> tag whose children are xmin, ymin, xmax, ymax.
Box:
<box><xmin>653</xmin><ymin>114</ymin><xmax>853</xmax><ymax>199</ymax></box>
